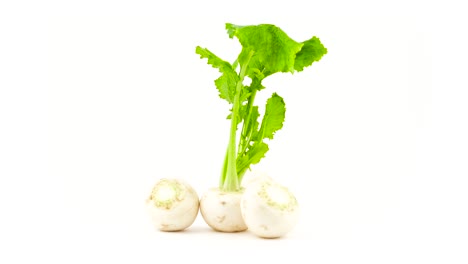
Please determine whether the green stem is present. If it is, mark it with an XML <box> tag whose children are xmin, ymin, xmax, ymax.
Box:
<box><xmin>238</xmin><ymin>167</ymin><xmax>248</xmax><ymax>184</ymax></box>
<box><xmin>222</xmin><ymin>50</ymin><xmax>254</xmax><ymax>192</ymax></box>
<box><xmin>223</xmin><ymin>102</ymin><xmax>240</xmax><ymax>191</ymax></box>
<box><xmin>237</xmin><ymin>88</ymin><xmax>258</xmax><ymax>160</ymax></box>
<box><xmin>219</xmin><ymin>147</ymin><xmax>228</xmax><ymax>188</ymax></box>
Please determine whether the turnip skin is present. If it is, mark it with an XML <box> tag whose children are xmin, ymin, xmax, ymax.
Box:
<box><xmin>241</xmin><ymin>180</ymin><xmax>299</xmax><ymax>238</ymax></box>
<box><xmin>146</xmin><ymin>179</ymin><xmax>199</xmax><ymax>232</ymax></box>
<box><xmin>199</xmin><ymin>188</ymin><xmax>247</xmax><ymax>232</ymax></box>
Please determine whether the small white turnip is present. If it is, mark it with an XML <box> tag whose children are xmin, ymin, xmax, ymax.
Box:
<box><xmin>241</xmin><ymin>179</ymin><xmax>299</xmax><ymax>238</ymax></box>
<box><xmin>199</xmin><ymin>188</ymin><xmax>247</xmax><ymax>232</ymax></box>
<box><xmin>146</xmin><ymin>178</ymin><xmax>199</xmax><ymax>231</ymax></box>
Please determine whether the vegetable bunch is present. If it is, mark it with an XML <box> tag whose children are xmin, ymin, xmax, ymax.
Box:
<box><xmin>147</xmin><ymin>23</ymin><xmax>327</xmax><ymax>238</ymax></box>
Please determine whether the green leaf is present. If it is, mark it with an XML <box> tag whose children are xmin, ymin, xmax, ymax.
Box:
<box><xmin>249</xmin><ymin>76</ymin><xmax>265</xmax><ymax>91</ymax></box>
<box><xmin>214</xmin><ymin>74</ymin><xmax>237</xmax><ymax>103</ymax></box>
<box><xmin>236</xmin><ymin>142</ymin><xmax>269</xmax><ymax>175</ymax></box>
<box><xmin>226</xmin><ymin>23</ymin><xmax>303</xmax><ymax>76</ymax></box>
<box><xmin>239</xmin><ymin>86</ymin><xmax>251</xmax><ymax>103</ymax></box>
<box><xmin>258</xmin><ymin>93</ymin><xmax>286</xmax><ymax>140</ymax></box>
<box><xmin>236</xmin><ymin>94</ymin><xmax>285</xmax><ymax>176</ymax></box>
<box><xmin>294</xmin><ymin>36</ymin><xmax>328</xmax><ymax>72</ymax></box>
<box><xmin>196</xmin><ymin>46</ymin><xmax>238</xmax><ymax>103</ymax></box>
<box><xmin>246</xmin><ymin>105</ymin><xmax>260</xmax><ymax>138</ymax></box>
<box><xmin>237</xmin><ymin>102</ymin><xmax>248</xmax><ymax>125</ymax></box>
<box><xmin>226</xmin><ymin>23</ymin><xmax>241</xmax><ymax>38</ymax></box>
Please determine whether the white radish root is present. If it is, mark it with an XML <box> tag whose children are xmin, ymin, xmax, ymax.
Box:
<box><xmin>146</xmin><ymin>178</ymin><xmax>199</xmax><ymax>231</ymax></box>
<box><xmin>199</xmin><ymin>188</ymin><xmax>247</xmax><ymax>232</ymax></box>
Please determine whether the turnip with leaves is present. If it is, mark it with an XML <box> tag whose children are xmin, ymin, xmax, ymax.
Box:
<box><xmin>196</xmin><ymin>23</ymin><xmax>327</xmax><ymax>235</ymax></box>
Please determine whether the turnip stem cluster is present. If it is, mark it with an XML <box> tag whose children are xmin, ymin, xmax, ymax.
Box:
<box><xmin>222</xmin><ymin>50</ymin><xmax>254</xmax><ymax>191</ymax></box>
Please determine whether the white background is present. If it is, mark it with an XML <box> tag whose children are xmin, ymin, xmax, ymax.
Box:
<box><xmin>1</xmin><ymin>1</ymin><xmax>467</xmax><ymax>263</ymax></box>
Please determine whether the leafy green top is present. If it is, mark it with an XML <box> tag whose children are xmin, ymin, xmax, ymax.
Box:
<box><xmin>196</xmin><ymin>23</ymin><xmax>327</xmax><ymax>191</ymax></box>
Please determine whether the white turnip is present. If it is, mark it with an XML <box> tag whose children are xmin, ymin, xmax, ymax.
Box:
<box><xmin>241</xmin><ymin>179</ymin><xmax>299</xmax><ymax>238</ymax></box>
<box><xmin>199</xmin><ymin>188</ymin><xmax>247</xmax><ymax>232</ymax></box>
<box><xmin>146</xmin><ymin>178</ymin><xmax>199</xmax><ymax>231</ymax></box>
